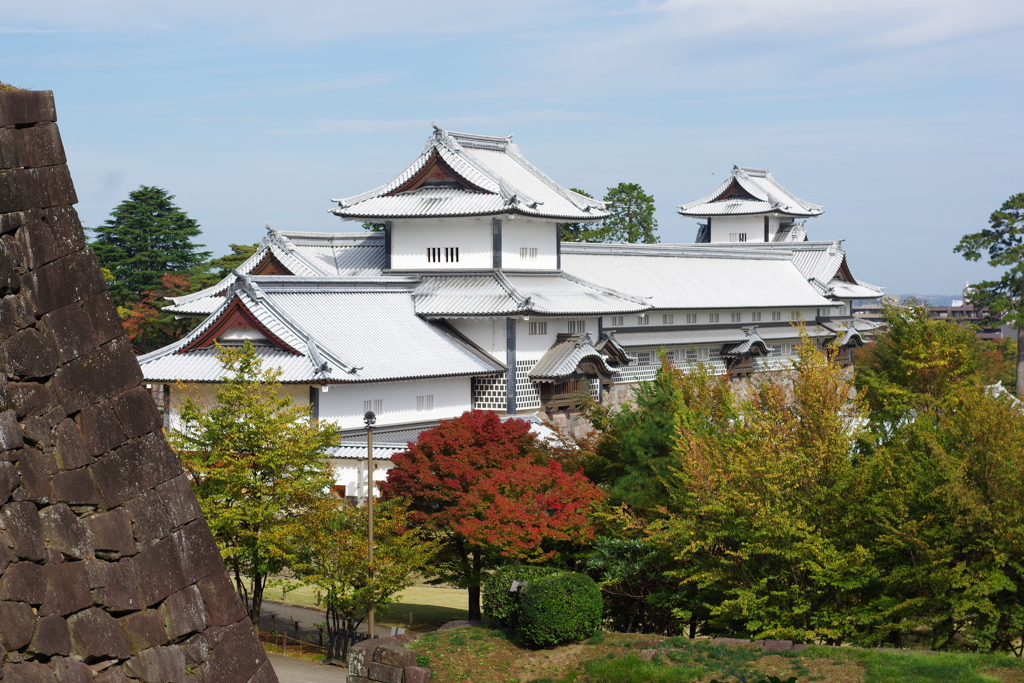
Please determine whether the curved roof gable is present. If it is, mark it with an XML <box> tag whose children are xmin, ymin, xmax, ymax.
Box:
<box><xmin>330</xmin><ymin>127</ymin><xmax>608</xmax><ymax>221</ymax></box>
<box><xmin>679</xmin><ymin>165</ymin><xmax>823</xmax><ymax>218</ymax></box>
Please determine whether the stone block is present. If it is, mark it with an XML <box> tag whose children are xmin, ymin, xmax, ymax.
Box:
<box><xmin>125</xmin><ymin>489</ymin><xmax>172</xmax><ymax>543</ymax></box>
<box><xmin>94</xmin><ymin>667</ymin><xmax>132</xmax><ymax>683</ymax></box>
<box><xmin>91</xmin><ymin>432</ymin><xmax>181</xmax><ymax>508</ymax></box>
<box><xmin>180</xmin><ymin>633</ymin><xmax>210</xmax><ymax>667</ymax></box>
<box><xmin>20</xmin><ymin>122</ymin><xmax>66</xmax><ymax>170</ymax></box>
<box><xmin>0</xmin><ymin>166</ymin><xmax>77</xmax><ymax>214</ymax></box>
<box><xmin>0</xmin><ymin>295</ymin><xmax>34</xmax><ymax>343</ymax></box>
<box><xmin>67</xmin><ymin>608</ymin><xmax>132</xmax><ymax>660</ymax></box>
<box><xmin>52</xmin><ymin>657</ymin><xmax>93</xmax><ymax>683</ymax></box>
<box><xmin>374</xmin><ymin>643</ymin><xmax>416</xmax><ymax>668</ymax></box>
<box><xmin>0</xmin><ymin>238</ymin><xmax>20</xmax><ymax>297</ymax></box>
<box><xmin>0</xmin><ymin>210</ymin><xmax>26</xmax><ymax>235</ymax></box>
<box><xmin>2</xmin><ymin>500</ymin><xmax>45</xmax><ymax>560</ymax></box>
<box><xmin>0</xmin><ymin>600</ymin><xmax>36</xmax><ymax>649</ymax></box>
<box><xmin>51</xmin><ymin>468</ymin><xmax>99</xmax><ymax>505</ymax></box>
<box><xmin>0</xmin><ymin>560</ymin><xmax>45</xmax><ymax>603</ymax></box>
<box><xmin>2</xmin><ymin>328</ymin><xmax>59</xmax><ymax>380</ymax></box>
<box><xmin>0</xmin><ymin>409</ymin><xmax>24</xmax><ymax>451</ymax></box>
<box><xmin>23</xmin><ymin>248</ymin><xmax>104</xmax><ymax>318</ymax></box>
<box><xmin>7</xmin><ymin>382</ymin><xmax>58</xmax><ymax>419</ymax></box>
<box><xmin>41</xmin><ymin>561</ymin><xmax>92</xmax><ymax>616</ymax></box>
<box><xmin>0</xmin><ymin>90</ymin><xmax>57</xmax><ymax>127</ymax></box>
<box><xmin>28</xmin><ymin>614</ymin><xmax>71</xmax><ymax>656</ymax></box>
<box><xmin>48</xmin><ymin>336</ymin><xmax>141</xmax><ymax>414</ymax></box>
<box><xmin>111</xmin><ymin>386</ymin><xmax>162</xmax><ymax>439</ymax></box>
<box><xmin>348</xmin><ymin>638</ymin><xmax>376</xmax><ymax>677</ymax></box>
<box><xmin>133</xmin><ymin>535</ymin><xmax>188</xmax><ymax>607</ymax></box>
<box><xmin>348</xmin><ymin>678</ymin><xmax>371</xmax><ymax>683</ymax></box>
<box><xmin>40</xmin><ymin>206</ymin><xmax>84</xmax><ymax>256</ymax></box>
<box><xmin>77</xmin><ymin>401</ymin><xmax>127</xmax><ymax>458</ymax></box>
<box><xmin>1</xmin><ymin>661</ymin><xmax>58</xmax><ymax>683</ymax></box>
<box><xmin>404</xmin><ymin>666</ymin><xmax>431</xmax><ymax>683</ymax></box>
<box><xmin>367</xmin><ymin>663</ymin><xmax>405</xmax><ymax>683</ymax></box>
<box><xmin>119</xmin><ymin>609</ymin><xmax>168</xmax><ymax>654</ymax></box>
<box><xmin>21</xmin><ymin>406</ymin><xmax>65</xmax><ymax>447</ymax></box>
<box><xmin>0</xmin><ymin>460</ymin><xmax>18</xmax><ymax>502</ymax></box>
<box><xmin>85</xmin><ymin>507</ymin><xmax>135</xmax><ymax>557</ymax></box>
<box><xmin>39</xmin><ymin>303</ymin><xmax>96</xmax><ymax>364</ymax></box>
<box><xmin>763</xmin><ymin>638</ymin><xmax>793</xmax><ymax>651</ymax></box>
<box><xmin>792</xmin><ymin>643</ymin><xmax>809</xmax><ymax>651</ymax></box>
<box><xmin>192</xmin><ymin>620</ymin><xmax>264</xmax><ymax>683</ymax></box>
<box><xmin>40</xmin><ymin>503</ymin><xmax>93</xmax><ymax>559</ymax></box>
<box><xmin>81</xmin><ymin>291</ymin><xmax>123</xmax><ymax>346</ymax></box>
<box><xmin>158</xmin><ymin>584</ymin><xmax>207</xmax><ymax>640</ymax></box>
<box><xmin>126</xmin><ymin>645</ymin><xmax>186</xmax><ymax>683</ymax></box>
<box><xmin>52</xmin><ymin>418</ymin><xmax>91</xmax><ymax>470</ymax></box>
<box><xmin>172</xmin><ymin>519</ymin><xmax>222</xmax><ymax>585</ymax></box>
<box><xmin>156</xmin><ymin>475</ymin><xmax>202</xmax><ymax>529</ymax></box>
<box><xmin>0</xmin><ymin>126</ymin><xmax>28</xmax><ymax>170</ymax></box>
<box><xmin>16</xmin><ymin>448</ymin><xmax>56</xmax><ymax>502</ymax></box>
<box><xmin>103</xmin><ymin>556</ymin><xmax>144</xmax><ymax>611</ymax></box>
<box><xmin>197</xmin><ymin>569</ymin><xmax>247</xmax><ymax>626</ymax></box>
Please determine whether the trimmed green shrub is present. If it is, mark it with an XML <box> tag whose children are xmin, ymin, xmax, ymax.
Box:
<box><xmin>518</xmin><ymin>571</ymin><xmax>603</xmax><ymax>647</ymax></box>
<box><xmin>483</xmin><ymin>564</ymin><xmax>565</xmax><ymax>626</ymax></box>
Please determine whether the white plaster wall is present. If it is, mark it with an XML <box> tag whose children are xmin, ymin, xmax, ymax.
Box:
<box><xmin>327</xmin><ymin>458</ymin><xmax>394</xmax><ymax>497</ymax></box>
<box><xmin>448</xmin><ymin>318</ymin><xmax>506</xmax><ymax>363</ymax></box>
<box><xmin>316</xmin><ymin>376</ymin><xmax>472</xmax><ymax>429</ymax></box>
<box><xmin>516</xmin><ymin>317</ymin><xmax>598</xmax><ymax>360</ymax></box>
<box><xmin>390</xmin><ymin>218</ymin><xmax>492</xmax><ymax>270</ymax></box>
<box><xmin>501</xmin><ymin>218</ymin><xmax>558</xmax><ymax>270</ymax></box>
<box><xmin>710</xmin><ymin>215</ymin><xmax>763</xmax><ymax>243</ymax></box>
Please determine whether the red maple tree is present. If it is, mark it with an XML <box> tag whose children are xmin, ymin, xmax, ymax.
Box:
<box><xmin>380</xmin><ymin>410</ymin><xmax>604</xmax><ymax>620</ymax></box>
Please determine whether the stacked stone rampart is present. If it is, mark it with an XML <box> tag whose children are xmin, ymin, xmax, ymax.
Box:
<box><xmin>0</xmin><ymin>90</ymin><xmax>277</xmax><ymax>682</ymax></box>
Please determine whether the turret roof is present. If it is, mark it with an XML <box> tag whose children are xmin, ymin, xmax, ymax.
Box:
<box><xmin>678</xmin><ymin>166</ymin><xmax>823</xmax><ymax>218</ymax></box>
<box><xmin>330</xmin><ymin>127</ymin><xmax>607</xmax><ymax>221</ymax></box>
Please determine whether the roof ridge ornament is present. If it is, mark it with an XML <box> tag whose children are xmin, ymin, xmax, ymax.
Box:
<box><xmin>493</xmin><ymin>270</ymin><xmax>532</xmax><ymax>310</ymax></box>
<box><xmin>230</xmin><ymin>270</ymin><xmax>264</xmax><ymax>300</ymax></box>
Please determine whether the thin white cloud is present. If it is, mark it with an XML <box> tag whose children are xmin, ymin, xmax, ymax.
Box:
<box><xmin>266</xmin><ymin>110</ymin><xmax>604</xmax><ymax>136</ymax></box>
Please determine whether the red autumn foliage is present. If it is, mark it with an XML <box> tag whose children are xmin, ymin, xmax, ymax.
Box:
<box><xmin>380</xmin><ymin>410</ymin><xmax>604</xmax><ymax>618</ymax></box>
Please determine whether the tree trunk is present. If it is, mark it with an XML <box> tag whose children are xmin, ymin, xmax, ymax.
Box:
<box><xmin>250</xmin><ymin>571</ymin><xmax>265</xmax><ymax>628</ymax></box>
<box><xmin>468</xmin><ymin>550</ymin><xmax>482</xmax><ymax>621</ymax></box>
<box><xmin>1016</xmin><ymin>326</ymin><xmax>1024</xmax><ymax>398</ymax></box>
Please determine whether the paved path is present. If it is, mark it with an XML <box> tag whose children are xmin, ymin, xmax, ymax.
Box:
<box><xmin>267</xmin><ymin>654</ymin><xmax>347</xmax><ymax>683</ymax></box>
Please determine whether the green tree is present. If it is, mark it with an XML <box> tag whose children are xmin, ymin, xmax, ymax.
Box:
<box><xmin>91</xmin><ymin>186</ymin><xmax>211</xmax><ymax>306</ymax></box>
<box><xmin>294</xmin><ymin>499</ymin><xmax>438</xmax><ymax>662</ymax></box>
<box><xmin>955</xmin><ymin>192</ymin><xmax>1024</xmax><ymax>396</ymax></box>
<box><xmin>559</xmin><ymin>188</ymin><xmax>604</xmax><ymax>243</ymax></box>
<box><xmin>168</xmin><ymin>342</ymin><xmax>337</xmax><ymax>627</ymax></box>
<box><xmin>602</xmin><ymin>182</ymin><xmax>659</xmax><ymax>244</ymax></box>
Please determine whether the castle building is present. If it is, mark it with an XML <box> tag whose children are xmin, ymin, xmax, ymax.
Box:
<box><xmin>139</xmin><ymin>128</ymin><xmax>881</xmax><ymax>497</ymax></box>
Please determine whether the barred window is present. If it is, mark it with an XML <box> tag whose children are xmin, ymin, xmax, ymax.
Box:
<box><xmin>568</xmin><ymin>320</ymin><xmax>586</xmax><ymax>334</ymax></box>
<box><xmin>416</xmin><ymin>395</ymin><xmax>434</xmax><ymax>412</ymax></box>
<box><xmin>529</xmin><ymin>321</ymin><xmax>547</xmax><ymax>335</ymax></box>
<box><xmin>662</xmin><ymin>314</ymin><xmax>674</xmax><ymax>324</ymax></box>
<box><xmin>709</xmin><ymin>313</ymin><xmax>720</xmax><ymax>323</ymax></box>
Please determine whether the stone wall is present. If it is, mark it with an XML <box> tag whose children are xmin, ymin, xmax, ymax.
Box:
<box><xmin>0</xmin><ymin>90</ymin><xmax>277</xmax><ymax>682</ymax></box>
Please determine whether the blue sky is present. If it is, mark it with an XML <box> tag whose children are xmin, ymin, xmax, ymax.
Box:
<box><xmin>3</xmin><ymin>0</ymin><xmax>1022</xmax><ymax>295</ymax></box>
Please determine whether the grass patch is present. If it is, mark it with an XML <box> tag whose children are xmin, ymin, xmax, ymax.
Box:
<box><xmin>0</xmin><ymin>83</ymin><xmax>23</xmax><ymax>92</ymax></box>
<box><xmin>410</xmin><ymin>627</ymin><xmax>1024</xmax><ymax>683</ymax></box>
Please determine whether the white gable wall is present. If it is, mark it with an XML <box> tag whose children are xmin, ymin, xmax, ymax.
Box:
<box><xmin>390</xmin><ymin>218</ymin><xmax>492</xmax><ymax>270</ymax></box>
<box><xmin>501</xmin><ymin>218</ymin><xmax>558</xmax><ymax>270</ymax></box>
<box><xmin>317</xmin><ymin>375</ymin><xmax>472</xmax><ymax>430</ymax></box>
<box><xmin>710</xmin><ymin>215</ymin><xmax>764</xmax><ymax>243</ymax></box>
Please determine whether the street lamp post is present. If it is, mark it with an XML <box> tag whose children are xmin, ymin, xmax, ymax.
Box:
<box><xmin>364</xmin><ymin>410</ymin><xmax>376</xmax><ymax>641</ymax></box>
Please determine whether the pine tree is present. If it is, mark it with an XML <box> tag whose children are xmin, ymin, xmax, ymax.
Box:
<box><xmin>602</xmin><ymin>182</ymin><xmax>659</xmax><ymax>244</ymax></box>
<box><xmin>91</xmin><ymin>185</ymin><xmax>210</xmax><ymax>306</ymax></box>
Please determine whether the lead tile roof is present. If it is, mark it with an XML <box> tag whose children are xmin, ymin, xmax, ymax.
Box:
<box><xmin>140</xmin><ymin>276</ymin><xmax>505</xmax><ymax>384</ymax></box>
<box><xmin>678</xmin><ymin>166</ymin><xmax>823</xmax><ymax>218</ymax></box>
<box><xmin>330</xmin><ymin>128</ymin><xmax>608</xmax><ymax>221</ymax></box>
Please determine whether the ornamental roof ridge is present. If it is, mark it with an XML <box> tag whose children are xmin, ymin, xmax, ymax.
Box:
<box><xmin>493</xmin><ymin>270</ymin><xmax>533</xmax><ymax>310</ymax></box>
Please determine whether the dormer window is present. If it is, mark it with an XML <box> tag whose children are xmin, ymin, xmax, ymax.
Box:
<box><xmin>427</xmin><ymin>247</ymin><xmax>459</xmax><ymax>263</ymax></box>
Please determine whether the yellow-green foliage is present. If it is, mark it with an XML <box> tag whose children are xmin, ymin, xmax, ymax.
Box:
<box><xmin>169</xmin><ymin>341</ymin><xmax>338</xmax><ymax>626</ymax></box>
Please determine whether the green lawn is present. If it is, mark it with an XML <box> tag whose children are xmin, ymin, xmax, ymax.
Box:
<box><xmin>271</xmin><ymin>581</ymin><xmax>469</xmax><ymax>632</ymax></box>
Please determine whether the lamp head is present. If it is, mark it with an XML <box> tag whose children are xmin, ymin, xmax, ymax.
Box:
<box><xmin>363</xmin><ymin>411</ymin><xmax>376</xmax><ymax>426</ymax></box>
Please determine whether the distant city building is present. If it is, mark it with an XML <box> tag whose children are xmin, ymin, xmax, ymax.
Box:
<box><xmin>139</xmin><ymin>129</ymin><xmax>882</xmax><ymax>495</ymax></box>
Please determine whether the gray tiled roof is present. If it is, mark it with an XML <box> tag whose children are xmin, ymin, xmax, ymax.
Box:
<box><xmin>140</xmin><ymin>276</ymin><xmax>505</xmax><ymax>384</ymax></box>
<box><xmin>529</xmin><ymin>333</ymin><xmax>616</xmax><ymax>381</ymax></box>
<box><xmin>679</xmin><ymin>166</ymin><xmax>823</xmax><ymax>218</ymax></box>
<box><xmin>331</xmin><ymin>128</ymin><xmax>608</xmax><ymax>221</ymax></box>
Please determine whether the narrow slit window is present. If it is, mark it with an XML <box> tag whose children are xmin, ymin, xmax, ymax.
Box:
<box><xmin>685</xmin><ymin>313</ymin><xmax>697</xmax><ymax>324</ymax></box>
<box><xmin>568</xmin><ymin>320</ymin><xmax>585</xmax><ymax>334</ymax></box>
<box><xmin>416</xmin><ymin>395</ymin><xmax>434</xmax><ymax>412</ymax></box>
<box><xmin>609</xmin><ymin>316</ymin><xmax>624</xmax><ymax>326</ymax></box>
<box><xmin>772</xmin><ymin>311</ymin><xmax>782</xmax><ymax>321</ymax></box>
<box><xmin>637</xmin><ymin>314</ymin><xmax>650</xmax><ymax>325</ymax></box>
<box><xmin>709</xmin><ymin>313</ymin><xmax>720</xmax><ymax>323</ymax></box>
<box><xmin>520</xmin><ymin>247</ymin><xmax>538</xmax><ymax>261</ymax></box>
<box><xmin>529</xmin><ymin>321</ymin><xmax>547</xmax><ymax>335</ymax></box>
<box><xmin>730</xmin><ymin>312</ymin><xmax>741</xmax><ymax>322</ymax></box>
<box><xmin>363</xmin><ymin>399</ymin><xmax>383</xmax><ymax>414</ymax></box>
<box><xmin>662</xmin><ymin>314</ymin><xmax>674</xmax><ymax>324</ymax></box>
<box><xmin>751</xmin><ymin>312</ymin><xmax>762</xmax><ymax>322</ymax></box>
